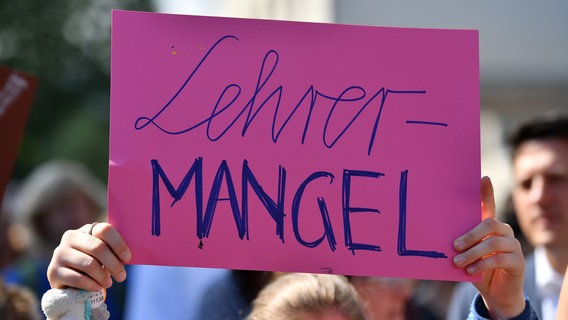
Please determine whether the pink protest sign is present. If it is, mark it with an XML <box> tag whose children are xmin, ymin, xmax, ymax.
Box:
<box><xmin>109</xmin><ymin>10</ymin><xmax>480</xmax><ymax>281</ymax></box>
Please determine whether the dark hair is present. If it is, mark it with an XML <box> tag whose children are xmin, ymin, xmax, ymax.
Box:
<box><xmin>506</xmin><ymin>110</ymin><xmax>568</xmax><ymax>154</ymax></box>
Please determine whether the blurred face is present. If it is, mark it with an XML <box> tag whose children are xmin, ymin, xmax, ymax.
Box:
<box><xmin>512</xmin><ymin>138</ymin><xmax>568</xmax><ymax>251</ymax></box>
<box><xmin>36</xmin><ymin>189</ymin><xmax>100</xmax><ymax>249</ymax></box>
<box><xmin>350</xmin><ymin>277</ymin><xmax>414</xmax><ymax>320</ymax></box>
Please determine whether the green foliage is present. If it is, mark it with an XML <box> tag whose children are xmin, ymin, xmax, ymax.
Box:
<box><xmin>0</xmin><ymin>0</ymin><xmax>153</xmax><ymax>183</ymax></box>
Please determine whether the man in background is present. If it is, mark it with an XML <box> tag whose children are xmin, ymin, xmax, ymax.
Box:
<box><xmin>447</xmin><ymin>110</ymin><xmax>568</xmax><ymax>320</ymax></box>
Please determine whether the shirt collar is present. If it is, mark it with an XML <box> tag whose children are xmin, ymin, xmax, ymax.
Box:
<box><xmin>534</xmin><ymin>246</ymin><xmax>564</xmax><ymax>297</ymax></box>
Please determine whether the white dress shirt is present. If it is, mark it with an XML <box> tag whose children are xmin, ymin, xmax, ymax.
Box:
<box><xmin>535</xmin><ymin>246</ymin><xmax>564</xmax><ymax>320</ymax></box>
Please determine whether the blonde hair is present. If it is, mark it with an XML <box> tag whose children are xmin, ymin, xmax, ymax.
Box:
<box><xmin>247</xmin><ymin>273</ymin><xmax>365</xmax><ymax>320</ymax></box>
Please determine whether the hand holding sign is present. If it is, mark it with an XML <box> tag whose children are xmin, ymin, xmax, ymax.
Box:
<box><xmin>452</xmin><ymin>177</ymin><xmax>526</xmax><ymax>319</ymax></box>
<box><xmin>47</xmin><ymin>222</ymin><xmax>131</xmax><ymax>292</ymax></box>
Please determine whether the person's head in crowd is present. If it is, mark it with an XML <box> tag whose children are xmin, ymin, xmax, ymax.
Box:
<box><xmin>13</xmin><ymin>159</ymin><xmax>106</xmax><ymax>259</ymax></box>
<box><xmin>0</xmin><ymin>184</ymin><xmax>31</xmax><ymax>270</ymax></box>
<box><xmin>506</xmin><ymin>110</ymin><xmax>568</xmax><ymax>273</ymax></box>
<box><xmin>0</xmin><ymin>278</ymin><xmax>41</xmax><ymax>320</ymax></box>
<box><xmin>0</xmin><ymin>214</ymin><xmax>27</xmax><ymax>271</ymax></box>
<box><xmin>247</xmin><ymin>272</ymin><xmax>365</xmax><ymax>320</ymax></box>
<box><xmin>349</xmin><ymin>277</ymin><xmax>415</xmax><ymax>320</ymax></box>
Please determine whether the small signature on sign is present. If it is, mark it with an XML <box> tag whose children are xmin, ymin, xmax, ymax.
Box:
<box><xmin>320</xmin><ymin>266</ymin><xmax>333</xmax><ymax>274</ymax></box>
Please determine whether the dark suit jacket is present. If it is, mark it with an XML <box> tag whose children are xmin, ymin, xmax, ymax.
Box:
<box><xmin>446</xmin><ymin>254</ymin><xmax>541</xmax><ymax>320</ymax></box>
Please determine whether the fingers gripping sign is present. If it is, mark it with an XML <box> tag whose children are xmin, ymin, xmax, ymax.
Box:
<box><xmin>47</xmin><ymin>223</ymin><xmax>132</xmax><ymax>293</ymax></box>
<box><xmin>452</xmin><ymin>177</ymin><xmax>526</xmax><ymax>319</ymax></box>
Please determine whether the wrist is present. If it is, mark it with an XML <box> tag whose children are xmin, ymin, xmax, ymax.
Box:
<box><xmin>480</xmin><ymin>293</ymin><xmax>526</xmax><ymax>319</ymax></box>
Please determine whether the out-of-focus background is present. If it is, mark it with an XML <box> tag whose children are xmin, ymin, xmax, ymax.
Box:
<box><xmin>2</xmin><ymin>0</ymin><xmax>567</xmax><ymax>208</ymax></box>
<box><xmin>1</xmin><ymin>0</ymin><xmax>567</xmax><ymax>318</ymax></box>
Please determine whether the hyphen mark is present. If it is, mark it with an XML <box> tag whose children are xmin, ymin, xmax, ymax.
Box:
<box><xmin>406</xmin><ymin>120</ymin><xmax>448</xmax><ymax>127</ymax></box>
